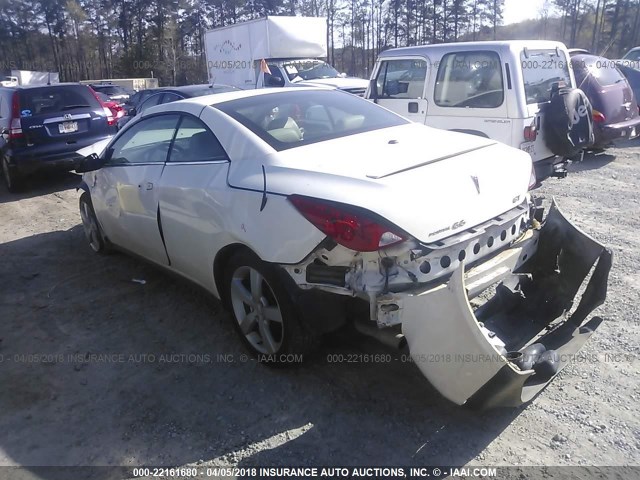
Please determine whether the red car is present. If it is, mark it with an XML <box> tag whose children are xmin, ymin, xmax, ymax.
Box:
<box><xmin>91</xmin><ymin>90</ymin><xmax>125</xmax><ymax>128</ymax></box>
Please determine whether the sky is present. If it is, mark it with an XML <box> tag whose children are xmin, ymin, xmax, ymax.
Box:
<box><xmin>503</xmin><ymin>0</ymin><xmax>549</xmax><ymax>25</ymax></box>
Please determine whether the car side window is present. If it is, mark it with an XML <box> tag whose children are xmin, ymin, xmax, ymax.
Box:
<box><xmin>161</xmin><ymin>92</ymin><xmax>183</xmax><ymax>104</ymax></box>
<box><xmin>168</xmin><ymin>115</ymin><xmax>228</xmax><ymax>162</ymax></box>
<box><xmin>435</xmin><ymin>51</ymin><xmax>504</xmax><ymax>108</ymax></box>
<box><xmin>138</xmin><ymin>93</ymin><xmax>163</xmax><ymax>115</ymax></box>
<box><xmin>375</xmin><ymin>59</ymin><xmax>428</xmax><ymax>99</ymax></box>
<box><xmin>106</xmin><ymin>114</ymin><xmax>180</xmax><ymax>165</ymax></box>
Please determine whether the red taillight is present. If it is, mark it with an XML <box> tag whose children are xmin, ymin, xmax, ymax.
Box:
<box><xmin>9</xmin><ymin>92</ymin><xmax>23</xmax><ymax>139</ymax></box>
<box><xmin>593</xmin><ymin>109</ymin><xmax>606</xmax><ymax>123</ymax></box>
<box><xmin>289</xmin><ymin>195</ymin><xmax>407</xmax><ymax>252</ymax></box>
<box><xmin>103</xmin><ymin>106</ymin><xmax>116</xmax><ymax>126</ymax></box>
<box><xmin>524</xmin><ymin>124</ymin><xmax>537</xmax><ymax>142</ymax></box>
<box><xmin>89</xmin><ymin>87</ymin><xmax>116</xmax><ymax>126</ymax></box>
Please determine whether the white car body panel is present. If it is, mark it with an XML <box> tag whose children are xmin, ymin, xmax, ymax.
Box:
<box><xmin>228</xmin><ymin>123</ymin><xmax>531</xmax><ymax>243</ymax></box>
<box><xmin>76</xmin><ymin>137</ymin><xmax>111</xmax><ymax>158</ymax></box>
<box><xmin>77</xmin><ymin>88</ymin><xmax>611</xmax><ymax>408</ymax></box>
<box><xmin>297</xmin><ymin>77</ymin><xmax>370</xmax><ymax>91</ymax></box>
<box><xmin>90</xmin><ymin>164</ymin><xmax>169</xmax><ymax>266</ymax></box>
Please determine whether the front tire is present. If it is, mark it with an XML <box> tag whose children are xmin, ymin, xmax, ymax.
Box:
<box><xmin>79</xmin><ymin>192</ymin><xmax>107</xmax><ymax>253</ymax></box>
<box><xmin>223</xmin><ymin>251</ymin><xmax>318</xmax><ymax>362</ymax></box>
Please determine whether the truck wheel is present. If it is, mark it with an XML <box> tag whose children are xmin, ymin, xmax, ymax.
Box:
<box><xmin>79</xmin><ymin>192</ymin><xmax>107</xmax><ymax>253</ymax></box>
<box><xmin>2</xmin><ymin>156</ymin><xmax>23</xmax><ymax>193</ymax></box>
<box><xmin>224</xmin><ymin>251</ymin><xmax>318</xmax><ymax>363</ymax></box>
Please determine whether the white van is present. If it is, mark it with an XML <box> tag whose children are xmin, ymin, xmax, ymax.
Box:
<box><xmin>365</xmin><ymin>41</ymin><xmax>593</xmax><ymax>180</ymax></box>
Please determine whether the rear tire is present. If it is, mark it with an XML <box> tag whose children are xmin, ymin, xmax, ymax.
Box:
<box><xmin>79</xmin><ymin>192</ymin><xmax>107</xmax><ymax>254</ymax></box>
<box><xmin>2</xmin><ymin>156</ymin><xmax>24</xmax><ymax>193</ymax></box>
<box><xmin>223</xmin><ymin>251</ymin><xmax>319</xmax><ymax>364</ymax></box>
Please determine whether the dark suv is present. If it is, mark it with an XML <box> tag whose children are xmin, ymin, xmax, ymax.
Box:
<box><xmin>0</xmin><ymin>83</ymin><xmax>116</xmax><ymax>192</ymax></box>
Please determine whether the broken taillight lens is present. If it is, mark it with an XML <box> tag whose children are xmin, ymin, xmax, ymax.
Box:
<box><xmin>288</xmin><ymin>195</ymin><xmax>407</xmax><ymax>252</ymax></box>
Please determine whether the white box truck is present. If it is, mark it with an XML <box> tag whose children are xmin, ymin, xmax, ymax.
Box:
<box><xmin>204</xmin><ymin>16</ymin><xmax>368</xmax><ymax>95</ymax></box>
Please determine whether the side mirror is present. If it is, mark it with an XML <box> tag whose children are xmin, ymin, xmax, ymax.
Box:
<box><xmin>127</xmin><ymin>106</ymin><xmax>137</xmax><ymax>116</ymax></box>
<box><xmin>75</xmin><ymin>153</ymin><xmax>105</xmax><ymax>173</ymax></box>
<box><xmin>265</xmin><ymin>74</ymin><xmax>285</xmax><ymax>87</ymax></box>
<box><xmin>1</xmin><ymin>127</ymin><xmax>8</xmax><ymax>136</ymax></box>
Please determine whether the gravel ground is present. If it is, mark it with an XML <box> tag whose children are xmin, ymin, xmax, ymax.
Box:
<box><xmin>0</xmin><ymin>144</ymin><xmax>638</xmax><ymax>476</ymax></box>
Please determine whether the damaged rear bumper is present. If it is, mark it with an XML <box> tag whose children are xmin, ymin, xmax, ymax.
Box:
<box><xmin>398</xmin><ymin>200</ymin><xmax>612</xmax><ymax>408</ymax></box>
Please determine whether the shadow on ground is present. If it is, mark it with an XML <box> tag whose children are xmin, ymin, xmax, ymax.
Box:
<box><xmin>0</xmin><ymin>226</ymin><xmax>525</xmax><ymax>478</ymax></box>
<box><xmin>0</xmin><ymin>171</ymin><xmax>81</xmax><ymax>204</ymax></box>
<box><xmin>569</xmin><ymin>151</ymin><xmax>616</xmax><ymax>173</ymax></box>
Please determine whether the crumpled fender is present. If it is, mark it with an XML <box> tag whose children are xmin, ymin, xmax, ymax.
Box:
<box><xmin>401</xmin><ymin>199</ymin><xmax>612</xmax><ymax>408</ymax></box>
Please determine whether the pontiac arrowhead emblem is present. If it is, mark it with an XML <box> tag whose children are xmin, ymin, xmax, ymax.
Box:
<box><xmin>63</xmin><ymin>113</ymin><xmax>72</xmax><ymax>120</ymax></box>
<box><xmin>471</xmin><ymin>175</ymin><xmax>480</xmax><ymax>194</ymax></box>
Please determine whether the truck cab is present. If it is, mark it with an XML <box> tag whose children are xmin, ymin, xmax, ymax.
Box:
<box><xmin>256</xmin><ymin>59</ymin><xmax>368</xmax><ymax>95</ymax></box>
<box><xmin>204</xmin><ymin>16</ymin><xmax>368</xmax><ymax>96</ymax></box>
<box><xmin>365</xmin><ymin>41</ymin><xmax>588</xmax><ymax>180</ymax></box>
<box><xmin>1</xmin><ymin>76</ymin><xmax>18</xmax><ymax>87</ymax></box>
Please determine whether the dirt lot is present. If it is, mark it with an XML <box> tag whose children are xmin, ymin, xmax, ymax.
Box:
<box><xmin>0</xmin><ymin>144</ymin><xmax>638</xmax><ymax>475</ymax></box>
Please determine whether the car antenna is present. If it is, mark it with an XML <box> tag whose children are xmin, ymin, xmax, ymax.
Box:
<box><xmin>47</xmin><ymin>72</ymin><xmax>51</xmax><ymax>86</ymax></box>
<box><xmin>209</xmin><ymin>75</ymin><xmax>216</xmax><ymax>88</ymax></box>
<box><xmin>260</xmin><ymin>165</ymin><xmax>268</xmax><ymax>212</ymax></box>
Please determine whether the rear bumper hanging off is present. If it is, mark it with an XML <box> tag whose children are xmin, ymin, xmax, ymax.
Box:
<box><xmin>399</xmin><ymin>199</ymin><xmax>612</xmax><ymax>408</ymax></box>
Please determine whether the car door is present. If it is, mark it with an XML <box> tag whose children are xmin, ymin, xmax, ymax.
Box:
<box><xmin>371</xmin><ymin>57</ymin><xmax>429</xmax><ymax>122</ymax></box>
<box><xmin>91</xmin><ymin>113</ymin><xmax>180</xmax><ymax>265</ymax></box>
<box><xmin>156</xmin><ymin>112</ymin><xmax>231</xmax><ymax>289</ymax></box>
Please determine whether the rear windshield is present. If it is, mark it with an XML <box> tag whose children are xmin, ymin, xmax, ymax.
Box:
<box><xmin>18</xmin><ymin>85</ymin><xmax>101</xmax><ymax>117</ymax></box>
<box><xmin>584</xmin><ymin>59</ymin><xmax>627</xmax><ymax>86</ymax></box>
<box><xmin>92</xmin><ymin>85</ymin><xmax>127</xmax><ymax>95</ymax></box>
<box><xmin>215</xmin><ymin>90</ymin><xmax>408</xmax><ymax>151</ymax></box>
<box><xmin>521</xmin><ymin>49</ymin><xmax>572</xmax><ymax>104</ymax></box>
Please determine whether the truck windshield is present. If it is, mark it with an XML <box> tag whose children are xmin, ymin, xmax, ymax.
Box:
<box><xmin>282</xmin><ymin>60</ymin><xmax>341</xmax><ymax>81</ymax></box>
<box><xmin>215</xmin><ymin>89</ymin><xmax>407</xmax><ymax>151</ymax></box>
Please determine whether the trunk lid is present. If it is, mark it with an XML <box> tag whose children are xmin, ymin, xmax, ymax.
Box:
<box><xmin>229</xmin><ymin>124</ymin><xmax>532</xmax><ymax>243</ymax></box>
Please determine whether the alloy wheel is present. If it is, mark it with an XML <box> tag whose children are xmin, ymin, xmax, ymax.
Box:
<box><xmin>229</xmin><ymin>265</ymin><xmax>284</xmax><ymax>354</ymax></box>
